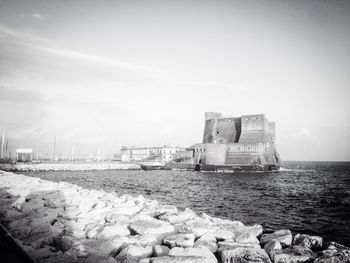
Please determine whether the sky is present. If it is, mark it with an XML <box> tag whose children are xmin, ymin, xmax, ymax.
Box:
<box><xmin>0</xmin><ymin>0</ymin><xmax>350</xmax><ymax>161</ymax></box>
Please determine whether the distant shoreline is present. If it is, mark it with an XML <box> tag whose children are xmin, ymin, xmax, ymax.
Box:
<box><xmin>0</xmin><ymin>162</ymin><xmax>141</xmax><ymax>172</ymax></box>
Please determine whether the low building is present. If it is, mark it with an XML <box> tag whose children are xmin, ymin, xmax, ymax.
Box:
<box><xmin>15</xmin><ymin>149</ymin><xmax>33</xmax><ymax>162</ymax></box>
<box><xmin>120</xmin><ymin>146</ymin><xmax>185</xmax><ymax>163</ymax></box>
<box><xmin>174</xmin><ymin>147</ymin><xmax>195</xmax><ymax>163</ymax></box>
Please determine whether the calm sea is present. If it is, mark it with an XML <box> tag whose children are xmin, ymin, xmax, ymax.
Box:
<box><xmin>21</xmin><ymin>161</ymin><xmax>350</xmax><ymax>247</ymax></box>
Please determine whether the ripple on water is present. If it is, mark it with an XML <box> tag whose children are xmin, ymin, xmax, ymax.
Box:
<box><xmin>21</xmin><ymin>161</ymin><xmax>350</xmax><ymax>247</ymax></box>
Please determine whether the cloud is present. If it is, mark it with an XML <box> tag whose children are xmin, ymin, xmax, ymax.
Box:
<box><xmin>283</xmin><ymin>128</ymin><xmax>317</xmax><ymax>142</ymax></box>
<box><xmin>31</xmin><ymin>13</ymin><xmax>45</xmax><ymax>21</ymax></box>
<box><xmin>0</xmin><ymin>24</ymin><xmax>49</xmax><ymax>45</ymax></box>
<box><xmin>0</xmin><ymin>86</ymin><xmax>45</xmax><ymax>103</ymax></box>
<box><xmin>0</xmin><ymin>24</ymin><xmax>168</xmax><ymax>79</ymax></box>
<box><xmin>41</xmin><ymin>47</ymin><xmax>169</xmax><ymax>77</ymax></box>
<box><xmin>299</xmin><ymin>128</ymin><xmax>312</xmax><ymax>137</ymax></box>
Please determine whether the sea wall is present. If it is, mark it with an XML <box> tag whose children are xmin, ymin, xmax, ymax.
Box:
<box><xmin>0</xmin><ymin>170</ymin><xmax>349</xmax><ymax>263</ymax></box>
<box><xmin>0</xmin><ymin>162</ymin><xmax>141</xmax><ymax>172</ymax></box>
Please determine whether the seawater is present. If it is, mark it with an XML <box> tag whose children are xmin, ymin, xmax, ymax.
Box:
<box><xmin>22</xmin><ymin>161</ymin><xmax>350</xmax><ymax>247</ymax></box>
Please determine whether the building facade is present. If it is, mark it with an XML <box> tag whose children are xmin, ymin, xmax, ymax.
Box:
<box><xmin>120</xmin><ymin>146</ymin><xmax>185</xmax><ymax>163</ymax></box>
<box><xmin>15</xmin><ymin>149</ymin><xmax>33</xmax><ymax>162</ymax></box>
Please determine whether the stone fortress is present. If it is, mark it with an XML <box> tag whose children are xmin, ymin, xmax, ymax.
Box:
<box><xmin>194</xmin><ymin>112</ymin><xmax>280</xmax><ymax>170</ymax></box>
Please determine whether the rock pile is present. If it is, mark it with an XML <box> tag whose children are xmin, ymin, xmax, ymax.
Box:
<box><xmin>0</xmin><ymin>162</ymin><xmax>141</xmax><ymax>172</ymax></box>
<box><xmin>0</xmin><ymin>171</ymin><xmax>349</xmax><ymax>263</ymax></box>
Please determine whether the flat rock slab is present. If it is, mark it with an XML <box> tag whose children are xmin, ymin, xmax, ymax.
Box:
<box><xmin>142</xmin><ymin>256</ymin><xmax>215</xmax><ymax>263</ymax></box>
<box><xmin>235</xmin><ymin>232</ymin><xmax>260</xmax><ymax>244</ymax></box>
<box><xmin>213</xmin><ymin>229</ymin><xmax>235</xmax><ymax>241</ymax></box>
<box><xmin>115</xmin><ymin>244</ymin><xmax>153</xmax><ymax>262</ymax></box>
<box><xmin>169</xmin><ymin>247</ymin><xmax>217</xmax><ymax>263</ymax></box>
<box><xmin>233</xmin><ymin>224</ymin><xmax>263</xmax><ymax>238</ymax></box>
<box><xmin>159</xmin><ymin>211</ymin><xmax>196</xmax><ymax>225</ymax></box>
<box><xmin>130</xmin><ymin>219</ymin><xmax>175</xmax><ymax>235</ymax></box>
<box><xmin>260</xmin><ymin>229</ymin><xmax>292</xmax><ymax>247</ymax></box>
<box><xmin>96</xmin><ymin>224</ymin><xmax>130</xmax><ymax>239</ymax></box>
<box><xmin>218</xmin><ymin>240</ymin><xmax>261</xmax><ymax>252</ymax></box>
<box><xmin>153</xmin><ymin>245</ymin><xmax>170</xmax><ymax>257</ymax></box>
<box><xmin>163</xmin><ymin>233</ymin><xmax>195</xmax><ymax>248</ymax></box>
<box><xmin>193</xmin><ymin>231</ymin><xmax>217</xmax><ymax>252</ymax></box>
<box><xmin>177</xmin><ymin>218</ymin><xmax>218</xmax><ymax>237</ymax></box>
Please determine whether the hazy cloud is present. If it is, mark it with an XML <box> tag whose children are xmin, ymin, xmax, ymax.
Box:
<box><xmin>31</xmin><ymin>13</ymin><xmax>45</xmax><ymax>21</ymax></box>
<box><xmin>0</xmin><ymin>86</ymin><xmax>44</xmax><ymax>103</ymax></box>
<box><xmin>41</xmin><ymin>47</ymin><xmax>169</xmax><ymax>77</ymax></box>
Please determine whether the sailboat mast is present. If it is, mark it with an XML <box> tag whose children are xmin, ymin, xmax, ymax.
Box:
<box><xmin>53</xmin><ymin>136</ymin><xmax>56</xmax><ymax>161</ymax></box>
<box><xmin>0</xmin><ymin>128</ymin><xmax>5</xmax><ymax>160</ymax></box>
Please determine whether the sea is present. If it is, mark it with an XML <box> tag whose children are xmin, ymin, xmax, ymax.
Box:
<box><xmin>21</xmin><ymin>161</ymin><xmax>350</xmax><ymax>247</ymax></box>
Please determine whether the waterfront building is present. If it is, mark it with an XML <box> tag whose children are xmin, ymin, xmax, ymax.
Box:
<box><xmin>196</xmin><ymin>112</ymin><xmax>280</xmax><ymax>169</ymax></box>
<box><xmin>120</xmin><ymin>146</ymin><xmax>185</xmax><ymax>163</ymax></box>
<box><xmin>15</xmin><ymin>149</ymin><xmax>33</xmax><ymax>162</ymax></box>
<box><xmin>175</xmin><ymin>147</ymin><xmax>195</xmax><ymax>162</ymax></box>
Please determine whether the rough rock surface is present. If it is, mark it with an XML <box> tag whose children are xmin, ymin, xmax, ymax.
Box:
<box><xmin>264</xmin><ymin>240</ymin><xmax>282</xmax><ymax>258</ymax></box>
<box><xmin>270</xmin><ymin>245</ymin><xmax>316</xmax><ymax>263</ymax></box>
<box><xmin>220</xmin><ymin>246</ymin><xmax>272</xmax><ymax>263</ymax></box>
<box><xmin>314</xmin><ymin>242</ymin><xmax>350</xmax><ymax>263</ymax></box>
<box><xmin>260</xmin><ymin>229</ymin><xmax>293</xmax><ymax>247</ymax></box>
<box><xmin>169</xmin><ymin>246</ymin><xmax>217</xmax><ymax>263</ymax></box>
<box><xmin>153</xmin><ymin>245</ymin><xmax>170</xmax><ymax>257</ymax></box>
<box><xmin>114</xmin><ymin>244</ymin><xmax>153</xmax><ymax>262</ymax></box>
<box><xmin>130</xmin><ymin>218</ymin><xmax>175</xmax><ymax>235</ymax></box>
<box><xmin>193</xmin><ymin>232</ymin><xmax>218</xmax><ymax>253</ymax></box>
<box><xmin>163</xmin><ymin>233</ymin><xmax>195</xmax><ymax>248</ymax></box>
<box><xmin>144</xmin><ymin>256</ymin><xmax>214</xmax><ymax>263</ymax></box>
<box><xmin>293</xmin><ymin>233</ymin><xmax>323</xmax><ymax>250</ymax></box>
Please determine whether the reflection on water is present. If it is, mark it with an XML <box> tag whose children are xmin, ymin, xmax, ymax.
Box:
<box><xmin>21</xmin><ymin>161</ymin><xmax>350</xmax><ymax>247</ymax></box>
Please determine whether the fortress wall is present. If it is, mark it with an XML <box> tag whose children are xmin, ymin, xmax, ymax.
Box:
<box><xmin>268</xmin><ymin>122</ymin><xmax>276</xmax><ymax>141</ymax></box>
<box><xmin>227</xmin><ymin>142</ymin><xmax>265</xmax><ymax>153</ymax></box>
<box><xmin>239</xmin><ymin>130</ymin><xmax>267</xmax><ymax>143</ymax></box>
<box><xmin>203</xmin><ymin>119</ymin><xmax>215</xmax><ymax>143</ymax></box>
<box><xmin>239</xmin><ymin>114</ymin><xmax>271</xmax><ymax>143</ymax></box>
<box><xmin>241</xmin><ymin>114</ymin><xmax>266</xmax><ymax>131</ymax></box>
<box><xmin>205</xmin><ymin>112</ymin><xmax>222</xmax><ymax>120</ymax></box>
<box><xmin>216</xmin><ymin>118</ymin><xmax>241</xmax><ymax>143</ymax></box>
<box><xmin>205</xmin><ymin>144</ymin><xmax>227</xmax><ymax>165</ymax></box>
<box><xmin>194</xmin><ymin>143</ymin><xmax>207</xmax><ymax>164</ymax></box>
<box><xmin>203</xmin><ymin>114</ymin><xmax>242</xmax><ymax>144</ymax></box>
<box><xmin>225</xmin><ymin>152</ymin><xmax>257</xmax><ymax>165</ymax></box>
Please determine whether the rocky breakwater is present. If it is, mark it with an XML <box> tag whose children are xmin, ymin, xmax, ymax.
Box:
<box><xmin>0</xmin><ymin>171</ymin><xmax>349</xmax><ymax>263</ymax></box>
<box><xmin>0</xmin><ymin>162</ymin><xmax>141</xmax><ymax>172</ymax></box>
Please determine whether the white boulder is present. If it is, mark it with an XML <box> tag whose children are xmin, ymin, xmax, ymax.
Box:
<box><xmin>163</xmin><ymin>233</ymin><xmax>195</xmax><ymax>248</ymax></box>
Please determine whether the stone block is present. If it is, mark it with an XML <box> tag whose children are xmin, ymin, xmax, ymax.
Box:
<box><xmin>260</xmin><ymin>229</ymin><xmax>292</xmax><ymax>247</ymax></box>
<box><xmin>221</xmin><ymin>246</ymin><xmax>271</xmax><ymax>263</ymax></box>
<box><xmin>293</xmin><ymin>233</ymin><xmax>323</xmax><ymax>251</ymax></box>
<box><xmin>163</xmin><ymin>233</ymin><xmax>195</xmax><ymax>248</ymax></box>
